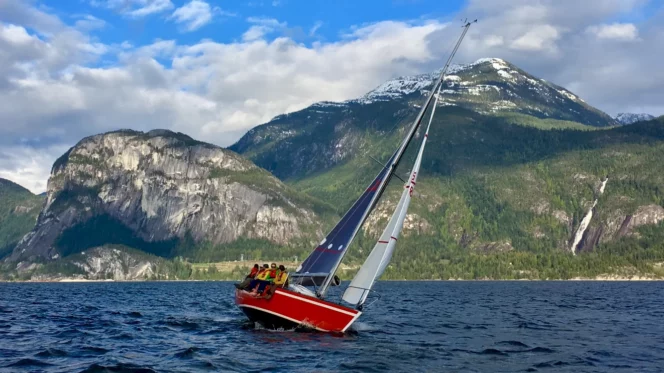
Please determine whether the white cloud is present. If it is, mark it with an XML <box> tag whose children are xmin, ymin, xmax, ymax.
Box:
<box><xmin>246</xmin><ymin>17</ymin><xmax>285</xmax><ymax>28</ymax></box>
<box><xmin>73</xmin><ymin>14</ymin><xmax>107</xmax><ymax>31</ymax></box>
<box><xmin>170</xmin><ymin>0</ymin><xmax>214</xmax><ymax>32</ymax></box>
<box><xmin>1</xmin><ymin>0</ymin><xmax>663</xmax><ymax>193</ymax></box>
<box><xmin>422</xmin><ymin>0</ymin><xmax>664</xmax><ymax>120</ymax></box>
<box><xmin>0</xmin><ymin>144</ymin><xmax>69</xmax><ymax>194</ymax></box>
<box><xmin>587</xmin><ymin>23</ymin><xmax>639</xmax><ymax>41</ymax></box>
<box><xmin>0</xmin><ymin>23</ymin><xmax>34</xmax><ymax>44</ymax></box>
<box><xmin>0</xmin><ymin>2</ymin><xmax>446</xmax><ymax>191</ymax></box>
<box><xmin>242</xmin><ymin>17</ymin><xmax>287</xmax><ymax>41</ymax></box>
<box><xmin>242</xmin><ymin>25</ymin><xmax>270</xmax><ymax>41</ymax></box>
<box><xmin>91</xmin><ymin>0</ymin><xmax>174</xmax><ymax>18</ymax></box>
<box><xmin>309</xmin><ymin>21</ymin><xmax>323</xmax><ymax>37</ymax></box>
<box><xmin>510</xmin><ymin>24</ymin><xmax>559</xmax><ymax>51</ymax></box>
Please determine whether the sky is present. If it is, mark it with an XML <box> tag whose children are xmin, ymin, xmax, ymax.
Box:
<box><xmin>1</xmin><ymin>0</ymin><xmax>663</xmax><ymax>193</ymax></box>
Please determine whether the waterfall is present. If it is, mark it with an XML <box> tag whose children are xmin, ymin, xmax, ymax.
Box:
<box><xmin>570</xmin><ymin>177</ymin><xmax>609</xmax><ymax>254</ymax></box>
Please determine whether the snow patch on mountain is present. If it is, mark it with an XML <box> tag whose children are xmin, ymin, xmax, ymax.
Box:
<box><xmin>359</xmin><ymin>58</ymin><xmax>526</xmax><ymax>103</ymax></box>
<box><xmin>359</xmin><ymin>73</ymin><xmax>436</xmax><ymax>103</ymax></box>
<box><xmin>497</xmin><ymin>69</ymin><xmax>517</xmax><ymax>83</ymax></box>
<box><xmin>557</xmin><ymin>89</ymin><xmax>581</xmax><ymax>102</ymax></box>
<box><xmin>614</xmin><ymin>113</ymin><xmax>655</xmax><ymax>125</ymax></box>
<box><xmin>283</xmin><ymin>57</ymin><xmax>612</xmax><ymax>127</ymax></box>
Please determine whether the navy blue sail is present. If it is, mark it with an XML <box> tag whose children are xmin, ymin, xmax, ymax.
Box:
<box><xmin>292</xmin><ymin>152</ymin><xmax>398</xmax><ymax>288</ymax></box>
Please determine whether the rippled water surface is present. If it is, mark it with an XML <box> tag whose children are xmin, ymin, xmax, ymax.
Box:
<box><xmin>1</xmin><ymin>281</ymin><xmax>664</xmax><ymax>372</ymax></box>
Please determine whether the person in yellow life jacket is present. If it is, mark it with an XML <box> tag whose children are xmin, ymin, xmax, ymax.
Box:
<box><xmin>274</xmin><ymin>265</ymin><xmax>288</xmax><ymax>287</ymax></box>
<box><xmin>263</xmin><ymin>265</ymin><xmax>288</xmax><ymax>300</ymax></box>
<box><xmin>247</xmin><ymin>264</ymin><xmax>269</xmax><ymax>293</ymax></box>
<box><xmin>254</xmin><ymin>263</ymin><xmax>277</xmax><ymax>295</ymax></box>
<box><xmin>256</xmin><ymin>264</ymin><xmax>271</xmax><ymax>280</ymax></box>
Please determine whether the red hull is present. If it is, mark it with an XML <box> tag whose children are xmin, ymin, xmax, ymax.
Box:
<box><xmin>235</xmin><ymin>288</ymin><xmax>361</xmax><ymax>333</ymax></box>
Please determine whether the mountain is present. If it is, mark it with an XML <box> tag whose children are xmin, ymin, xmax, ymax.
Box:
<box><xmin>6</xmin><ymin>59</ymin><xmax>664</xmax><ymax>280</ymax></box>
<box><xmin>230</xmin><ymin>59</ymin><xmax>664</xmax><ymax>279</ymax></box>
<box><xmin>363</xmin><ymin>58</ymin><xmax>614</xmax><ymax>126</ymax></box>
<box><xmin>0</xmin><ymin>178</ymin><xmax>43</xmax><ymax>259</ymax></box>
<box><xmin>615</xmin><ymin>113</ymin><xmax>655</xmax><ymax>125</ymax></box>
<box><xmin>230</xmin><ymin>58</ymin><xmax>616</xmax><ymax>181</ymax></box>
<box><xmin>6</xmin><ymin>129</ymin><xmax>330</xmax><ymax>267</ymax></box>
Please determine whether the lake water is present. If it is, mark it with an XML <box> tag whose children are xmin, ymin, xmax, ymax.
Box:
<box><xmin>1</xmin><ymin>281</ymin><xmax>663</xmax><ymax>372</ymax></box>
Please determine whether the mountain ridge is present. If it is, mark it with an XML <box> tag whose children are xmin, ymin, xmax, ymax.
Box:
<box><xmin>6</xmin><ymin>129</ymin><xmax>329</xmax><ymax>265</ymax></box>
<box><xmin>615</xmin><ymin>113</ymin><xmax>655</xmax><ymax>125</ymax></box>
<box><xmin>229</xmin><ymin>58</ymin><xmax>615</xmax><ymax>182</ymax></box>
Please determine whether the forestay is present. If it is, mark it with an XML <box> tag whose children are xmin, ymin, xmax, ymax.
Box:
<box><xmin>342</xmin><ymin>84</ymin><xmax>442</xmax><ymax>307</ymax></box>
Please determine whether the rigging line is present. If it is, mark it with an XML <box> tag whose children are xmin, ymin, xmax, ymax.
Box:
<box><xmin>368</xmin><ymin>155</ymin><xmax>407</xmax><ymax>183</ymax></box>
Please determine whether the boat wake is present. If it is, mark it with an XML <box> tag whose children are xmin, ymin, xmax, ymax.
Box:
<box><xmin>349</xmin><ymin>321</ymin><xmax>377</xmax><ymax>332</ymax></box>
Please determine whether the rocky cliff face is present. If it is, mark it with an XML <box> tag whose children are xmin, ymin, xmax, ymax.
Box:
<box><xmin>8</xmin><ymin>129</ymin><xmax>322</xmax><ymax>263</ymax></box>
<box><xmin>72</xmin><ymin>246</ymin><xmax>158</xmax><ymax>280</ymax></box>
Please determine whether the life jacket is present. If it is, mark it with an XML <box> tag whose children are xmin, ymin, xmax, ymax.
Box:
<box><xmin>249</xmin><ymin>267</ymin><xmax>259</xmax><ymax>278</ymax></box>
<box><xmin>266</xmin><ymin>268</ymin><xmax>277</xmax><ymax>281</ymax></box>
<box><xmin>274</xmin><ymin>271</ymin><xmax>288</xmax><ymax>286</ymax></box>
<box><xmin>256</xmin><ymin>269</ymin><xmax>269</xmax><ymax>280</ymax></box>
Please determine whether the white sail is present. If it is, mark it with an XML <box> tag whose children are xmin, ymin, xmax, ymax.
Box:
<box><xmin>342</xmin><ymin>85</ymin><xmax>441</xmax><ymax>307</ymax></box>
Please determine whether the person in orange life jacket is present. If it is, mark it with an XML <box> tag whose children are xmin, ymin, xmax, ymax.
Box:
<box><xmin>262</xmin><ymin>265</ymin><xmax>289</xmax><ymax>300</ymax></box>
<box><xmin>254</xmin><ymin>263</ymin><xmax>277</xmax><ymax>294</ymax></box>
<box><xmin>248</xmin><ymin>264</ymin><xmax>259</xmax><ymax>278</ymax></box>
<box><xmin>234</xmin><ymin>264</ymin><xmax>260</xmax><ymax>290</ymax></box>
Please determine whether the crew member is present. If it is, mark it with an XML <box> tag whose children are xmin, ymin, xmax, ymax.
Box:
<box><xmin>255</xmin><ymin>263</ymin><xmax>278</xmax><ymax>294</ymax></box>
<box><xmin>248</xmin><ymin>264</ymin><xmax>259</xmax><ymax>278</ymax></box>
<box><xmin>247</xmin><ymin>264</ymin><xmax>269</xmax><ymax>292</ymax></box>
<box><xmin>262</xmin><ymin>265</ymin><xmax>288</xmax><ymax>300</ymax></box>
<box><xmin>274</xmin><ymin>265</ymin><xmax>288</xmax><ymax>288</ymax></box>
<box><xmin>234</xmin><ymin>264</ymin><xmax>260</xmax><ymax>290</ymax></box>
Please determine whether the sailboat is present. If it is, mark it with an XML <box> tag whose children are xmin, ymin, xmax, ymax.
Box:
<box><xmin>235</xmin><ymin>20</ymin><xmax>475</xmax><ymax>333</ymax></box>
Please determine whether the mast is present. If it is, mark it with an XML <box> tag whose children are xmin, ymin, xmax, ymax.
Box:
<box><xmin>343</xmin><ymin>82</ymin><xmax>443</xmax><ymax>308</ymax></box>
<box><xmin>293</xmin><ymin>20</ymin><xmax>476</xmax><ymax>298</ymax></box>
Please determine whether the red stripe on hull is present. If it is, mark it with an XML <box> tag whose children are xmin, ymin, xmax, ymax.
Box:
<box><xmin>235</xmin><ymin>288</ymin><xmax>361</xmax><ymax>333</ymax></box>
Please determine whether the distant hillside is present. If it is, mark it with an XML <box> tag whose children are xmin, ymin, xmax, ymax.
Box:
<box><xmin>0</xmin><ymin>178</ymin><xmax>43</xmax><ymax>259</ymax></box>
<box><xmin>615</xmin><ymin>113</ymin><xmax>655</xmax><ymax>125</ymax></box>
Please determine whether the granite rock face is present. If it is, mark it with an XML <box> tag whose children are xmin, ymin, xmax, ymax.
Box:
<box><xmin>9</xmin><ymin>130</ymin><xmax>320</xmax><ymax>262</ymax></box>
